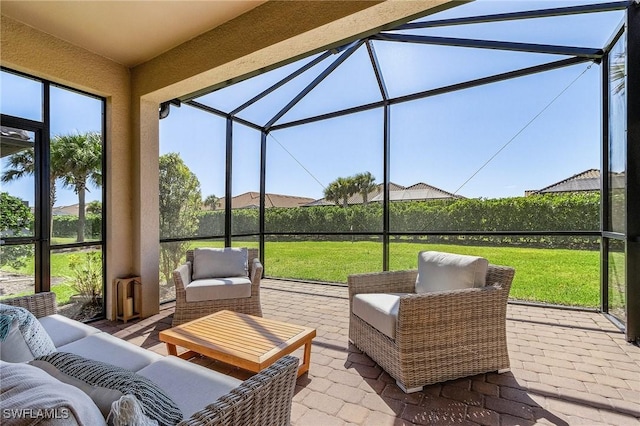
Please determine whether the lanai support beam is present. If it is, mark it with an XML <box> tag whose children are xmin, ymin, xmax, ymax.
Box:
<box><xmin>372</xmin><ymin>33</ymin><xmax>603</xmax><ymax>59</ymax></box>
<box><xmin>396</xmin><ymin>1</ymin><xmax>629</xmax><ymax>29</ymax></box>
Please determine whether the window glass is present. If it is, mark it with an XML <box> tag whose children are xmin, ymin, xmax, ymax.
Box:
<box><xmin>0</xmin><ymin>244</ymin><xmax>35</xmax><ymax>299</ymax></box>
<box><xmin>0</xmin><ymin>70</ymin><xmax>43</xmax><ymax>121</ymax></box>
<box><xmin>607</xmin><ymin>33</ymin><xmax>626</xmax><ymax>233</ymax></box>
<box><xmin>607</xmin><ymin>238</ymin><xmax>626</xmax><ymax>322</ymax></box>
<box><xmin>267</xmin><ymin>109</ymin><xmax>384</xmax><ymax>233</ymax></box>
<box><xmin>51</xmin><ymin>245</ymin><xmax>104</xmax><ymax>321</ymax></box>
<box><xmin>232</xmin><ymin>123</ymin><xmax>260</xmax><ymax>235</ymax></box>
<box><xmin>159</xmin><ymin>106</ymin><xmax>226</xmax><ymax>239</ymax></box>
<box><xmin>1</xmin><ymin>130</ymin><xmax>35</xmax><ymax>237</ymax></box>
<box><xmin>390</xmin><ymin>63</ymin><xmax>600</xmax><ymax>232</ymax></box>
<box><xmin>50</xmin><ymin>85</ymin><xmax>104</xmax><ymax>244</ymax></box>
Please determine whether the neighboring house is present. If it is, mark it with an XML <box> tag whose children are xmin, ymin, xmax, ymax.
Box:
<box><xmin>526</xmin><ymin>169</ymin><xmax>625</xmax><ymax>196</ymax></box>
<box><xmin>213</xmin><ymin>192</ymin><xmax>315</xmax><ymax>210</ymax></box>
<box><xmin>370</xmin><ymin>182</ymin><xmax>462</xmax><ymax>202</ymax></box>
<box><xmin>52</xmin><ymin>204</ymin><xmax>83</xmax><ymax>216</ymax></box>
<box><xmin>0</xmin><ymin>126</ymin><xmax>32</xmax><ymax>158</ymax></box>
<box><xmin>307</xmin><ymin>182</ymin><xmax>462</xmax><ymax>206</ymax></box>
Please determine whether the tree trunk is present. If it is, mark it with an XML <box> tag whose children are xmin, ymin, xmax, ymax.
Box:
<box><xmin>77</xmin><ymin>185</ymin><xmax>86</xmax><ymax>243</ymax></box>
<box><xmin>49</xmin><ymin>185</ymin><xmax>56</xmax><ymax>240</ymax></box>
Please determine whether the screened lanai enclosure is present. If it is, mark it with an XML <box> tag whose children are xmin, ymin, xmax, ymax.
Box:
<box><xmin>157</xmin><ymin>1</ymin><xmax>639</xmax><ymax>342</ymax></box>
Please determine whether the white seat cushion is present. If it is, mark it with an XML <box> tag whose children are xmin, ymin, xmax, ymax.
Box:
<box><xmin>57</xmin><ymin>332</ymin><xmax>162</xmax><ymax>372</ymax></box>
<box><xmin>352</xmin><ymin>293</ymin><xmax>408</xmax><ymax>339</ymax></box>
<box><xmin>415</xmin><ymin>251</ymin><xmax>488</xmax><ymax>294</ymax></box>
<box><xmin>39</xmin><ymin>314</ymin><xmax>101</xmax><ymax>347</ymax></box>
<box><xmin>137</xmin><ymin>355</ymin><xmax>241</xmax><ymax>418</ymax></box>
<box><xmin>185</xmin><ymin>277</ymin><xmax>252</xmax><ymax>302</ymax></box>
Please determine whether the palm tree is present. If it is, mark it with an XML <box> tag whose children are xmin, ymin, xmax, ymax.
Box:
<box><xmin>354</xmin><ymin>172</ymin><xmax>377</xmax><ymax>205</ymax></box>
<box><xmin>324</xmin><ymin>176</ymin><xmax>357</xmax><ymax>208</ymax></box>
<box><xmin>86</xmin><ymin>200</ymin><xmax>102</xmax><ymax>215</ymax></box>
<box><xmin>203</xmin><ymin>194</ymin><xmax>219</xmax><ymax>210</ymax></box>
<box><xmin>1</xmin><ymin>144</ymin><xmax>63</xmax><ymax>236</ymax></box>
<box><xmin>54</xmin><ymin>132</ymin><xmax>102</xmax><ymax>242</ymax></box>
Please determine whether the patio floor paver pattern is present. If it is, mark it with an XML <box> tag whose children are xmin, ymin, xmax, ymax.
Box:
<box><xmin>92</xmin><ymin>279</ymin><xmax>640</xmax><ymax>425</ymax></box>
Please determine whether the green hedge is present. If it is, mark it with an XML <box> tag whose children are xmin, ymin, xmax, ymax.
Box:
<box><xmin>195</xmin><ymin>193</ymin><xmax>599</xmax><ymax>249</ymax></box>
<box><xmin>52</xmin><ymin>214</ymin><xmax>102</xmax><ymax>239</ymax></box>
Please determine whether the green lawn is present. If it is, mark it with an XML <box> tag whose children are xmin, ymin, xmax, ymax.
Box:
<box><xmin>1</xmin><ymin>249</ymin><xmax>99</xmax><ymax>305</ymax></box>
<box><xmin>187</xmin><ymin>240</ymin><xmax>600</xmax><ymax>308</ymax></box>
<box><xmin>2</xmin><ymin>241</ymin><xmax>601</xmax><ymax>308</ymax></box>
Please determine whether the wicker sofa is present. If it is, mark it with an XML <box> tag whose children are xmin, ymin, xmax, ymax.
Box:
<box><xmin>172</xmin><ymin>248</ymin><xmax>262</xmax><ymax>326</ymax></box>
<box><xmin>2</xmin><ymin>292</ymin><xmax>297</xmax><ymax>426</ymax></box>
<box><xmin>348</xmin><ymin>261</ymin><xmax>515</xmax><ymax>393</ymax></box>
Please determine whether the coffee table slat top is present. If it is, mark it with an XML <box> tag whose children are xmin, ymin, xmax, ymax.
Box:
<box><xmin>159</xmin><ymin>310</ymin><xmax>316</xmax><ymax>371</ymax></box>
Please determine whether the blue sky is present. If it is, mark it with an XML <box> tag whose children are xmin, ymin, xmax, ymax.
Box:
<box><xmin>1</xmin><ymin>76</ymin><xmax>103</xmax><ymax>207</ymax></box>
<box><xmin>1</xmin><ymin>0</ymin><xmax>626</xmax><ymax>207</ymax></box>
<box><xmin>159</xmin><ymin>0</ymin><xmax>624</xmax><ymax>202</ymax></box>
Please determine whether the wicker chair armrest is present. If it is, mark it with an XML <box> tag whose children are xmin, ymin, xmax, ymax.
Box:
<box><xmin>395</xmin><ymin>283</ymin><xmax>510</xmax><ymax>345</ymax></box>
<box><xmin>250</xmin><ymin>258</ymin><xmax>263</xmax><ymax>287</ymax></box>
<box><xmin>173</xmin><ymin>262</ymin><xmax>192</xmax><ymax>292</ymax></box>
<box><xmin>1</xmin><ymin>292</ymin><xmax>57</xmax><ymax>318</ymax></box>
<box><xmin>178</xmin><ymin>355</ymin><xmax>298</xmax><ymax>426</ymax></box>
<box><xmin>348</xmin><ymin>270</ymin><xmax>417</xmax><ymax>299</ymax></box>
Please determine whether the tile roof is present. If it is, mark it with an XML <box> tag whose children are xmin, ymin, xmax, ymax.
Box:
<box><xmin>215</xmin><ymin>192</ymin><xmax>316</xmax><ymax>209</ymax></box>
<box><xmin>527</xmin><ymin>169</ymin><xmax>623</xmax><ymax>195</ymax></box>
<box><xmin>308</xmin><ymin>182</ymin><xmax>460</xmax><ymax>206</ymax></box>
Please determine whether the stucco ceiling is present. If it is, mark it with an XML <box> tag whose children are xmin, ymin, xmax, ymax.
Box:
<box><xmin>0</xmin><ymin>0</ymin><xmax>266</xmax><ymax>67</ymax></box>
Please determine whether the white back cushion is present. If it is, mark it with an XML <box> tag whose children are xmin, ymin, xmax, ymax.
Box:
<box><xmin>192</xmin><ymin>247</ymin><xmax>248</xmax><ymax>280</ymax></box>
<box><xmin>415</xmin><ymin>251</ymin><xmax>488</xmax><ymax>294</ymax></box>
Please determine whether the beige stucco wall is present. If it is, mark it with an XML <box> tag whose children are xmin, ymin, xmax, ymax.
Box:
<box><xmin>1</xmin><ymin>15</ymin><xmax>132</xmax><ymax>319</ymax></box>
<box><xmin>2</xmin><ymin>0</ymin><xmax>454</xmax><ymax>319</ymax></box>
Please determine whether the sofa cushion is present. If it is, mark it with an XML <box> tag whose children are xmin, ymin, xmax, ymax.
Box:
<box><xmin>38</xmin><ymin>314</ymin><xmax>101</xmax><ymax>348</ymax></box>
<box><xmin>185</xmin><ymin>277</ymin><xmax>252</xmax><ymax>302</ymax></box>
<box><xmin>0</xmin><ymin>360</ymin><xmax>106</xmax><ymax>426</ymax></box>
<box><xmin>352</xmin><ymin>293</ymin><xmax>407</xmax><ymax>339</ymax></box>
<box><xmin>137</xmin><ymin>355</ymin><xmax>241</xmax><ymax>418</ymax></box>
<box><xmin>0</xmin><ymin>319</ymin><xmax>35</xmax><ymax>363</ymax></box>
<box><xmin>56</xmin><ymin>333</ymin><xmax>162</xmax><ymax>372</ymax></box>
<box><xmin>30</xmin><ymin>359</ymin><xmax>124</xmax><ymax>418</ymax></box>
<box><xmin>415</xmin><ymin>251</ymin><xmax>488</xmax><ymax>294</ymax></box>
<box><xmin>192</xmin><ymin>247</ymin><xmax>248</xmax><ymax>280</ymax></box>
<box><xmin>34</xmin><ymin>352</ymin><xmax>183</xmax><ymax>426</ymax></box>
<box><xmin>0</xmin><ymin>304</ymin><xmax>56</xmax><ymax>362</ymax></box>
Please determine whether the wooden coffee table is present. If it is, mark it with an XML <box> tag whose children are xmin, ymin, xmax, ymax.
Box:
<box><xmin>159</xmin><ymin>310</ymin><xmax>316</xmax><ymax>377</ymax></box>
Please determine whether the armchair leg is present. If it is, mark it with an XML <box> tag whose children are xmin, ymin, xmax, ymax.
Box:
<box><xmin>396</xmin><ymin>381</ymin><xmax>423</xmax><ymax>394</ymax></box>
<box><xmin>497</xmin><ymin>368</ymin><xmax>511</xmax><ymax>374</ymax></box>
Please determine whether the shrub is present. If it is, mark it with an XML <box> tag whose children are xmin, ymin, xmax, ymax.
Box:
<box><xmin>68</xmin><ymin>251</ymin><xmax>102</xmax><ymax>304</ymax></box>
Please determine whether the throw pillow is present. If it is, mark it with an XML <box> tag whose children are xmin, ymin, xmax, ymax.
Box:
<box><xmin>0</xmin><ymin>304</ymin><xmax>56</xmax><ymax>362</ymax></box>
<box><xmin>192</xmin><ymin>247</ymin><xmax>248</xmax><ymax>280</ymax></box>
<box><xmin>34</xmin><ymin>352</ymin><xmax>183</xmax><ymax>426</ymax></box>
<box><xmin>415</xmin><ymin>251</ymin><xmax>489</xmax><ymax>294</ymax></box>
<box><xmin>0</xmin><ymin>360</ymin><xmax>107</xmax><ymax>426</ymax></box>
<box><xmin>30</xmin><ymin>360</ymin><xmax>124</xmax><ymax>419</ymax></box>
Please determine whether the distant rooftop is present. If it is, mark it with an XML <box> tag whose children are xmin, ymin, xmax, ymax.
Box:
<box><xmin>215</xmin><ymin>192</ymin><xmax>315</xmax><ymax>210</ymax></box>
<box><xmin>526</xmin><ymin>169</ymin><xmax>624</xmax><ymax>195</ymax></box>
<box><xmin>307</xmin><ymin>182</ymin><xmax>461</xmax><ymax>206</ymax></box>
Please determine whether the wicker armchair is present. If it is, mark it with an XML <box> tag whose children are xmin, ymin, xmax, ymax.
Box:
<box><xmin>172</xmin><ymin>248</ymin><xmax>263</xmax><ymax>326</ymax></box>
<box><xmin>348</xmin><ymin>263</ymin><xmax>515</xmax><ymax>393</ymax></box>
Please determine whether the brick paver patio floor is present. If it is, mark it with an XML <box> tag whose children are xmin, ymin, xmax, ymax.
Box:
<box><xmin>93</xmin><ymin>279</ymin><xmax>640</xmax><ymax>425</ymax></box>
